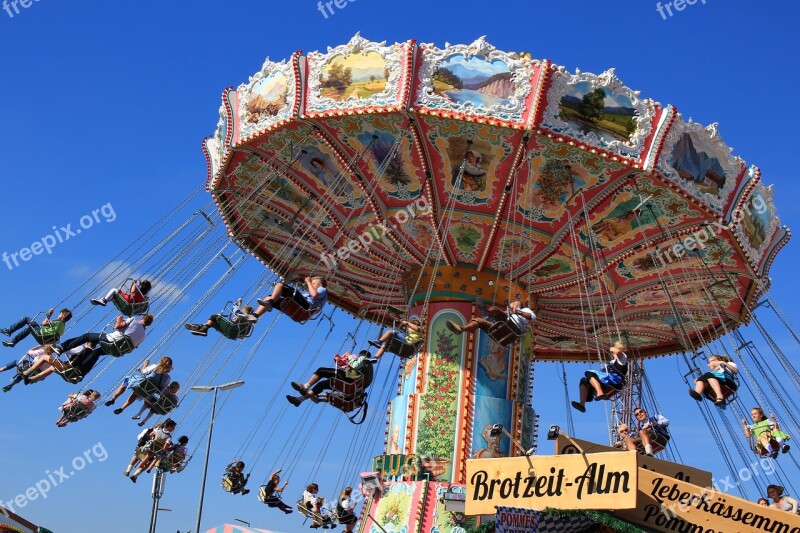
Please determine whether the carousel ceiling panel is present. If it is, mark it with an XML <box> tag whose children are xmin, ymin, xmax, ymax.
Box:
<box><xmin>310</xmin><ymin>114</ymin><xmax>428</xmax><ymax>205</ymax></box>
<box><xmin>520</xmin><ymin>241</ymin><xmax>596</xmax><ymax>289</ymax></box>
<box><xmin>410</xmin><ymin>36</ymin><xmax>544</xmax><ymax>129</ymax></box>
<box><xmin>414</xmin><ymin>114</ymin><xmax>524</xmax><ymax>212</ymax></box>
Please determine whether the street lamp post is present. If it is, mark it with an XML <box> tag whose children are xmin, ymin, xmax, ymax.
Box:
<box><xmin>192</xmin><ymin>380</ymin><xmax>245</xmax><ymax>533</ymax></box>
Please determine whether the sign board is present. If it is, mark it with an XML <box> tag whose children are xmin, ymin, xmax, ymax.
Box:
<box><xmin>555</xmin><ymin>435</ymin><xmax>712</xmax><ymax>487</ymax></box>
<box><xmin>373</xmin><ymin>454</ymin><xmax>420</xmax><ymax>479</ymax></box>
<box><xmin>617</xmin><ymin>468</ymin><xmax>800</xmax><ymax>533</ymax></box>
<box><xmin>495</xmin><ymin>506</ymin><xmax>538</xmax><ymax>533</ymax></box>
<box><xmin>465</xmin><ymin>452</ymin><xmax>638</xmax><ymax>515</ymax></box>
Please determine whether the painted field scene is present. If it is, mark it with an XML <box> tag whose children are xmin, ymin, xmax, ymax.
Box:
<box><xmin>557</xmin><ymin>80</ymin><xmax>637</xmax><ymax>143</ymax></box>
<box><xmin>320</xmin><ymin>50</ymin><xmax>389</xmax><ymax>101</ymax></box>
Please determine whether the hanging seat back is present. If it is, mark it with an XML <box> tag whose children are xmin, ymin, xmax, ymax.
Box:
<box><xmin>215</xmin><ymin>314</ymin><xmax>253</xmax><ymax>340</ymax></box>
<box><xmin>159</xmin><ymin>452</ymin><xmax>186</xmax><ymax>473</ymax></box>
<box><xmin>221</xmin><ymin>472</ymin><xmax>246</xmax><ymax>492</ymax></box>
<box><xmin>99</xmin><ymin>335</ymin><xmax>135</xmax><ymax>357</ymax></box>
<box><xmin>702</xmin><ymin>376</ymin><xmax>739</xmax><ymax>406</ymax></box>
<box><xmin>131</xmin><ymin>373</ymin><xmax>169</xmax><ymax>399</ymax></box>
<box><xmin>62</xmin><ymin>402</ymin><xmax>90</xmax><ymax>423</ymax></box>
<box><xmin>149</xmin><ymin>393</ymin><xmax>179</xmax><ymax>415</ymax></box>
<box><xmin>27</xmin><ymin>311</ymin><xmax>61</xmax><ymax>345</ymax></box>
<box><xmin>16</xmin><ymin>355</ymin><xmax>44</xmax><ymax>381</ymax></box>
<box><xmin>112</xmin><ymin>279</ymin><xmax>150</xmax><ymax>317</ymax></box>
<box><xmin>487</xmin><ymin>319</ymin><xmax>524</xmax><ymax>347</ymax></box>
<box><xmin>258</xmin><ymin>485</ymin><xmax>279</xmax><ymax>504</ymax></box>
<box><xmin>57</xmin><ymin>362</ymin><xmax>84</xmax><ymax>385</ymax></box>
<box><xmin>384</xmin><ymin>336</ymin><xmax>420</xmax><ymax>358</ymax></box>
<box><xmin>279</xmin><ymin>298</ymin><xmax>320</xmax><ymax>324</ymax></box>
<box><xmin>296</xmin><ymin>500</ymin><xmax>334</xmax><ymax>525</ymax></box>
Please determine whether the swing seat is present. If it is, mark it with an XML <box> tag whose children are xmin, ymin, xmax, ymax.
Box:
<box><xmin>487</xmin><ymin>320</ymin><xmax>524</xmax><ymax>347</ymax></box>
<box><xmin>159</xmin><ymin>452</ymin><xmax>186</xmax><ymax>473</ymax></box>
<box><xmin>111</xmin><ymin>280</ymin><xmax>150</xmax><ymax>317</ymax></box>
<box><xmin>258</xmin><ymin>486</ymin><xmax>284</xmax><ymax>505</ymax></box>
<box><xmin>99</xmin><ymin>335</ymin><xmax>135</xmax><ymax>357</ymax></box>
<box><xmin>221</xmin><ymin>473</ymin><xmax>246</xmax><ymax>493</ymax></box>
<box><xmin>57</xmin><ymin>363</ymin><xmax>84</xmax><ymax>385</ymax></box>
<box><xmin>149</xmin><ymin>393</ymin><xmax>178</xmax><ymax>415</ymax></box>
<box><xmin>279</xmin><ymin>298</ymin><xmax>320</xmax><ymax>324</ymax></box>
<box><xmin>328</xmin><ymin>391</ymin><xmax>367</xmax><ymax>413</ymax></box>
<box><xmin>29</xmin><ymin>327</ymin><xmax>60</xmax><ymax>345</ymax></box>
<box><xmin>139</xmin><ymin>437</ymin><xmax>168</xmax><ymax>459</ymax></box>
<box><xmin>62</xmin><ymin>402</ymin><xmax>90</xmax><ymax>423</ymax></box>
<box><xmin>752</xmin><ymin>432</ymin><xmax>791</xmax><ymax>458</ymax></box>
<box><xmin>702</xmin><ymin>383</ymin><xmax>738</xmax><ymax>406</ymax></box>
<box><xmin>296</xmin><ymin>500</ymin><xmax>335</xmax><ymax>527</ymax></box>
<box><xmin>215</xmin><ymin>315</ymin><xmax>253</xmax><ymax>340</ymax></box>
<box><xmin>384</xmin><ymin>336</ymin><xmax>420</xmax><ymax>358</ymax></box>
<box><xmin>16</xmin><ymin>357</ymin><xmax>44</xmax><ymax>381</ymax></box>
<box><xmin>131</xmin><ymin>375</ymin><xmax>168</xmax><ymax>399</ymax></box>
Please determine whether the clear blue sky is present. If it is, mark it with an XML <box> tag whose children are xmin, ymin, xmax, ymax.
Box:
<box><xmin>1</xmin><ymin>1</ymin><xmax>800</xmax><ymax>532</ymax></box>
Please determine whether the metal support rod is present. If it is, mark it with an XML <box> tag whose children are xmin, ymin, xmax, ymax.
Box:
<box><xmin>195</xmin><ymin>387</ymin><xmax>218</xmax><ymax>533</ymax></box>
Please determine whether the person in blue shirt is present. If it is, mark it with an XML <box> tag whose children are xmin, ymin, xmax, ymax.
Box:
<box><xmin>632</xmin><ymin>407</ymin><xmax>670</xmax><ymax>456</ymax></box>
<box><xmin>248</xmin><ymin>276</ymin><xmax>328</xmax><ymax>321</ymax></box>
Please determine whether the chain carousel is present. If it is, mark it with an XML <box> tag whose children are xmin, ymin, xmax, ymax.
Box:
<box><xmin>203</xmin><ymin>34</ymin><xmax>790</xmax><ymax>532</ymax></box>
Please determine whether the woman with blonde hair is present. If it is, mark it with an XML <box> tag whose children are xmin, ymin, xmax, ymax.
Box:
<box><xmin>108</xmin><ymin>356</ymin><xmax>173</xmax><ymax>415</ymax></box>
<box><xmin>337</xmin><ymin>486</ymin><xmax>358</xmax><ymax>532</ymax></box>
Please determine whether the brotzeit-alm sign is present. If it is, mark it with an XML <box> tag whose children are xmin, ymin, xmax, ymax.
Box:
<box><xmin>465</xmin><ymin>452</ymin><xmax>638</xmax><ymax>515</ymax></box>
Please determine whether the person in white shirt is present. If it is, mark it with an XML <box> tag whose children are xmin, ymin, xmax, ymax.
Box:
<box><xmin>446</xmin><ymin>300</ymin><xmax>535</xmax><ymax>336</ymax></box>
<box><xmin>59</xmin><ymin>313</ymin><xmax>153</xmax><ymax>355</ymax></box>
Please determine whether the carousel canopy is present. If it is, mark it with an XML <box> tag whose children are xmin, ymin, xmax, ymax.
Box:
<box><xmin>204</xmin><ymin>34</ymin><xmax>789</xmax><ymax>360</ymax></box>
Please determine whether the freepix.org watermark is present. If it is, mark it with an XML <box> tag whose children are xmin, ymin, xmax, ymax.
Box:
<box><xmin>656</xmin><ymin>0</ymin><xmax>707</xmax><ymax>21</ymax></box>
<box><xmin>2</xmin><ymin>203</ymin><xmax>116</xmax><ymax>271</ymax></box>
<box><xmin>652</xmin><ymin>194</ymin><xmax>767</xmax><ymax>267</ymax></box>
<box><xmin>319</xmin><ymin>197</ymin><xmax>430</xmax><ymax>270</ymax></box>
<box><xmin>1</xmin><ymin>442</ymin><xmax>108</xmax><ymax>516</ymax></box>
<box><xmin>2</xmin><ymin>0</ymin><xmax>42</xmax><ymax>19</ymax></box>
<box><xmin>316</xmin><ymin>0</ymin><xmax>359</xmax><ymax>19</ymax></box>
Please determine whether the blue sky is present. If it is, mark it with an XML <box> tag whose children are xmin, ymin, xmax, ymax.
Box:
<box><xmin>1</xmin><ymin>1</ymin><xmax>800</xmax><ymax>532</ymax></box>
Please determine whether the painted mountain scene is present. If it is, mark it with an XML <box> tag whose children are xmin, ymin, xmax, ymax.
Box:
<box><xmin>557</xmin><ymin>81</ymin><xmax>637</xmax><ymax>143</ymax></box>
<box><xmin>432</xmin><ymin>55</ymin><xmax>515</xmax><ymax>108</ymax></box>
<box><xmin>669</xmin><ymin>133</ymin><xmax>727</xmax><ymax>196</ymax></box>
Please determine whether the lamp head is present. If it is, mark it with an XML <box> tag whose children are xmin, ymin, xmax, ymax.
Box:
<box><xmin>547</xmin><ymin>425</ymin><xmax>560</xmax><ymax>440</ymax></box>
<box><xmin>489</xmin><ymin>423</ymin><xmax>503</xmax><ymax>437</ymax></box>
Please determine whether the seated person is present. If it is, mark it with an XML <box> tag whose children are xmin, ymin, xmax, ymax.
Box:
<box><xmin>768</xmin><ymin>485</ymin><xmax>799</xmax><ymax>513</ymax></box>
<box><xmin>185</xmin><ymin>298</ymin><xmax>253</xmax><ymax>337</ymax></box>
<box><xmin>129</xmin><ymin>419</ymin><xmax>177</xmax><ymax>482</ymax></box>
<box><xmin>24</xmin><ymin>342</ymin><xmax>100</xmax><ymax>384</ymax></box>
<box><xmin>571</xmin><ymin>341</ymin><xmax>629</xmax><ymax>413</ymax></box>
<box><xmin>160</xmin><ymin>435</ymin><xmax>189</xmax><ymax>473</ymax></box>
<box><xmin>303</xmin><ymin>483</ymin><xmax>333</xmax><ymax>528</ymax></box>
<box><xmin>1</xmin><ymin>344</ymin><xmax>55</xmax><ymax>392</ymax></box>
<box><xmin>91</xmin><ymin>279</ymin><xmax>152</xmax><ymax>307</ymax></box>
<box><xmin>108</xmin><ymin>357</ymin><xmax>173</xmax><ymax>415</ymax></box>
<box><xmin>286</xmin><ymin>350</ymin><xmax>374</xmax><ymax>407</ymax></box>
<box><xmin>224</xmin><ymin>460</ymin><xmax>250</xmax><ymax>495</ymax></box>
<box><xmin>631</xmin><ymin>408</ymin><xmax>670</xmax><ymax>456</ymax></box>
<box><xmin>758</xmin><ymin>498</ymin><xmax>770</xmax><ymax>506</ymax></box>
<box><xmin>260</xmin><ymin>468</ymin><xmax>293</xmax><ymax>514</ymax></box>
<box><xmin>250</xmin><ymin>276</ymin><xmax>328</xmax><ymax>320</ymax></box>
<box><xmin>124</xmin><ymin>419</ymin><xmax>175</xmax><ymax>477</ymax></box>
<box><xmin>132</xmin><ymin>381</ymin><xmax>180</xmax><ymax>427</ymax></box>
<box><xmin>446</xmin><ymin>299</ymin><xmax>535</xmax><ymax>336</ymax></box>
<box><xmin>370</xmin><ymin>316</ymin><xmax>423</xmax><ymax>359</ymax></box>
<box><xmin>689</xmin><ymin>354</ymin><xmax>738</xmax><ymax>405</ymax></box>
<box><xmin>1</xmin><ymin>308</ymin><xmax>72</xmax><ymax>348</ymax></box>
<box><xmin>55</xmin><ymin>389</ymin><xmax>100</xmax><ymax>427</ymax></box>
<box><xmin>59</xmin><ymin>313</ymin><xmax>153</xmax><ymax>356</ymax></box>
<box><xmin>337</xmin><ymin>486</ymin><xmax>358</xmax><ymax>532</ymax></box>
<box><xmin>743</xmin><ymin>407</ymin><xmax>790</xmax><ymax>458</ymax></box>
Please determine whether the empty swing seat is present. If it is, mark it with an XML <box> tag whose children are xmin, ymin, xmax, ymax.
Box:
<box><xmin>99</xmin><ymin>335</ymin><xmax>135</xmax><ymax>357</ymax></box>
